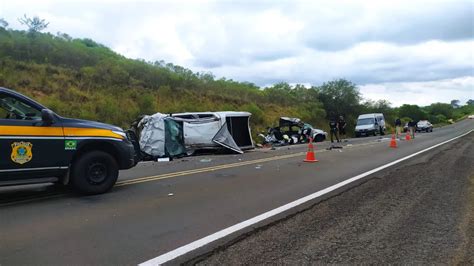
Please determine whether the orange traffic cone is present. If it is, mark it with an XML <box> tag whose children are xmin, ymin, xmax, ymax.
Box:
<box><xmin>304</xmin><ymin>138</ymin><xmax>319</xmax><ymax>162</ymax></box>
<box><xmin>390</xmin><ymin>133</ymin><xmax>397</xmax><ymax>148</ymax></box>
<box><xmin>405</xmin><ymin>132</ymin><xmax>411</xmax><ymax>141</ymax></box>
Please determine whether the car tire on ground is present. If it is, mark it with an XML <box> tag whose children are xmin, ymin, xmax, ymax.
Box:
<box><xmin>314</xmin><ymin>134</ymin><xmax>325</xmax><ymax>142</ymax></box>
<box><xmin>70</xmin><ymin>151</ymin><xmax>119</xmax><ymax>195</ymax></box>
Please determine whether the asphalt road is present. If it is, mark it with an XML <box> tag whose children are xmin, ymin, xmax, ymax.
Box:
<box><xmin>0</xmin><ymin>119</ymin><xmax>473</xmax><ymax>265</ymax></box>
<box><xmin>199</xmin><ymin>130</ymin><xmax>474</xmax><ymax>265</ymax></box>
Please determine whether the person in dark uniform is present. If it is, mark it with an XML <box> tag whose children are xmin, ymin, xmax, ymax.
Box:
<box><xmin>395</xmin><ymin>118</ymin><xmax>402</xmax><ymax>138</ymax></box>
<box><xmin>329</xmin><ymin>117</ymin><xmax>340</xmax><ymax>143</ymax></box>
<box><xmin>337</xmin><ymin>115</ymin><xmax>346</xmax><ymax>141</ymax></box>
<box><xmin>408</xmin><ymin>120</ymin><xmax>416</xmax><ymax>139</ymax></box>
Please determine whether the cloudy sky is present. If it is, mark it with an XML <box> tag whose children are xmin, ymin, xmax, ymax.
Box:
<box><xmin>1</xmin><ymin>0</ymin><xmax>473</xmax><ymax>106</ymax></box>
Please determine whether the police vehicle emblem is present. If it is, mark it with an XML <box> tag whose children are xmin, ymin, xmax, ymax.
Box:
<box><xmin>11</xmin><ymin>142</ymin><xmax>33</xmax><ymax>164</ymax></box>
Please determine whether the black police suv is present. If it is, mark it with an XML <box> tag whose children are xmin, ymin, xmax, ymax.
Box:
<box><xmin>0</xmin><ymin>87</ymin><xmax>137</xmax><ymax>194</ymax></box>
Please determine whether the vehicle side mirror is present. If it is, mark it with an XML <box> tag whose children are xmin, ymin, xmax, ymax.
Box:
<box><xmin>41</xmin><ymin>109</ymin><xmax>55</xmax><ymax>125</ymax></box>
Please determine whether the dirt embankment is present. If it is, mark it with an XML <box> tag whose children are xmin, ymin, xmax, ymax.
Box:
<box><xmin>195</xmin><ymin>133</ymin><xmax>474</xmax><ymax>265</ymax></box>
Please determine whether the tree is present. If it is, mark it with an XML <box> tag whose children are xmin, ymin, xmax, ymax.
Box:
<box><xmin>318</xmin><ymin>79</ymin><xmax>361</xmax><ymax>119</ymax></box>
<box><xmin>398</xmin><ymin>104</ymin><xmax>427</xmax><ymax>121</ymax></box>
<box><xmin>18</xmin><ymin>14</ymin><xmax>49</xmax><ymax>33</ymax></box>
<box><xmin>0</xmin><ymin>18</ymin><xmax>8</xmax><ymax>28</ymax></box>
<box><xmin>450</xmin><ymin>99</ymin><xmax>460</xmax><ymax>108</ymax></box>
<box><xmin>426</xmin><ymin>103</ymin><xmax>453</xmax><ymax>119</ymax></box>
<box><xmin>467</xmin><ymin>99</ymin><xmax>474</xmax><ymax>106</ymax></box>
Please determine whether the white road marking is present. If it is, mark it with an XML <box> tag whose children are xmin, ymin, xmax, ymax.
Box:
<box><xmin>140</xmin><ymin>129</ymin><xmax>473</xmax><ymax>265</ymax></box>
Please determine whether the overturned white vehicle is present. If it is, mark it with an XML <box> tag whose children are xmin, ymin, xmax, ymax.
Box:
<box><xmin>130</xmin><ymin>111</ymin><xmax>254</xmax><ymax>159</ymax></box>
<box><xmin>172</xmin><ymin>112</ymin><xmax>254</xmax><ymax>154</ymax></box>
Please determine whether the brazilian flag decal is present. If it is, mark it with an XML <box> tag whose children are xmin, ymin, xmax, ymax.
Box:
<box><xmin>65</xmin><ymin>140</ymin><xmax>77</xmax><ymax>150</ymax></box>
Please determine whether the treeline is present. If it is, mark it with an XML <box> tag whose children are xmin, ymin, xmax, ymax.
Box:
<box><xmin>0</xmin><ymin>25</ymin><xmax>472</xmax><ymax>138</ymax></box>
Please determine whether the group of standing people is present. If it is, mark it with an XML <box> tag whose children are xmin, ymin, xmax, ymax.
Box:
<box><xmin>329</xmin><ymin>115</ymin><xmax>346</xmax><ymax>143</ymax></box>
<box><xmin>395</xmin><ymin>118</ymin><xmax>416</xmax><ymax>139</ymax></box>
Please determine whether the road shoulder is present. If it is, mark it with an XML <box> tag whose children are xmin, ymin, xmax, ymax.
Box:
<box><xmin>194</xmin><ymin>133</ymin><xmax>474</xmax><ymax>265</ymax></box>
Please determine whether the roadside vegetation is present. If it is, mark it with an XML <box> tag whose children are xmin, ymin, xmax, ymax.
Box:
<box><xmin>0</xmin><ymin>17</ymin><xmax>472</xmax><ymax>138</ymax></box>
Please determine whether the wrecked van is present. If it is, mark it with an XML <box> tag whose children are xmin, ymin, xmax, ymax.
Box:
<box><xmin>171</xmin><ymin>112</ymin><xmax>254</xmax><ymax>154</ymax></box>
<box><xmin>130</xmin><ymin>111</ymin><xmax>254</xmax><ymax>159</ymax></box>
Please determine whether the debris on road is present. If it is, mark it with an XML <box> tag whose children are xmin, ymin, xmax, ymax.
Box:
<box><xmin>326</xmin><ymin>145</ymin><xmax>343</xmax><ymax>150</ymax></box>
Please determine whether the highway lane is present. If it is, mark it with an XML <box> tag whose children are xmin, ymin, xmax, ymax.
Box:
<box><xmin>0</xmin><ymin>119</ymin><xmax>472</xmax><ymax>265</ymax></box>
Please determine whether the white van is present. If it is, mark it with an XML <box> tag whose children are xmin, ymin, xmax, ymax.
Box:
<box><xmin>355</xmin><ymin>113</ymin><xmax>386</xmax><ymax>137</ymax></box>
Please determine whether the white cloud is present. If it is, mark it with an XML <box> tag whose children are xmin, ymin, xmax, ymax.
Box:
<box><xmin>0</xmin><ymin>0</ymin><xmax>473</xmax><ymax>106</ymax></box>
<box><xmin>359</xmin><ymin>76</ymin><xmax>474</xmax><ymax>107</ymax></box>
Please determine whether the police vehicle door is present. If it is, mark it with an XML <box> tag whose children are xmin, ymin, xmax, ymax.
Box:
<box><xmin>0</xmin><ymin>92</ymin><xmax>65</xmax><ymax>177</ymax></box>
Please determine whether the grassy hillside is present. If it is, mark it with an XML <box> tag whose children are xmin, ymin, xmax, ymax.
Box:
<box><xmin>0</xmin><ymin>28</ymin><xmax>330</xmax><ymax>132</ymax></box>
<box><xmin>0</xmin><ymin>26</ymin><xmax>472</xmax><ymax>138</ymax></box>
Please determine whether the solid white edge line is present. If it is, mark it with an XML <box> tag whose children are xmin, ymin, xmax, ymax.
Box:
<box><xmin>140</xmin><ymin>129</ymin><xmax>473</xmax><ymax>266</ymax></box>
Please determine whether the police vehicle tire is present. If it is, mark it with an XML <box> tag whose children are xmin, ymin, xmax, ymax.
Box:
<box><xmin>70</xmin><ymin>151</ymin><xmax>119</xmax><ymax>195</ymax></box>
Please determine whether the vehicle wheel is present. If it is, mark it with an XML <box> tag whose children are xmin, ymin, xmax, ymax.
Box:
<box><xmin>355</xmin><ymin>133</ymin><xmax>360</xmax><ymax>138</ymax></box>
<box><xmin>314</xmin><ymin>134</ymin><xmax>324</xmax><ymax>142</ymax></box>
<box><xmin>70</xmin><ymin>151</ymin><xmax>118</xmax><ymax>195</ymax></box>
<box><xmin>373</xmin><ymin>131</ymin><xmax>377</xmax><ymax>136</ymax></box>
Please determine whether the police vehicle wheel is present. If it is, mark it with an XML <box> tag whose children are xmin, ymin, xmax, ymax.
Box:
<box><xmin>70</xmin><ymin>151</ymin><xmax>119</xmax><ymax>195</ymax></box>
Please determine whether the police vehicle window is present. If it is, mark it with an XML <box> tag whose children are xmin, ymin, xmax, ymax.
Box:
<box><xmin>0</xmin><ymin>94</ymin><xmax>42</xmax><ymax>120</ymax></box>
<box><xmin>0</xmin><ymin>104</ymin><xmax>7</xmax><ymax>118</ymax></box>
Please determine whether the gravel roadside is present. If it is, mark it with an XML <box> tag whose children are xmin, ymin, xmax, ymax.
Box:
<box><xmin>195</xmin><ymin>133</ymin><xmax>474</xmax><ymax>265</ymax></box>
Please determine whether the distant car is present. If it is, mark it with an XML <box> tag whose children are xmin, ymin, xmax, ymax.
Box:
<box><xmin>468</xmin><ymin>114</ymin><xmax>474</xmax><ymax>119</ymax></box>
<box><xmin>416</xmin><ymin>120</ymin><xmax>433</xmax><ymax>132</ymax></box>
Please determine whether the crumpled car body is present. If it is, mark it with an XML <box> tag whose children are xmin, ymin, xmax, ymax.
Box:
<box><xmin>260</xmin><ymin>117</ymin><xmax>327</xmax><ymax>145</ymax></box>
